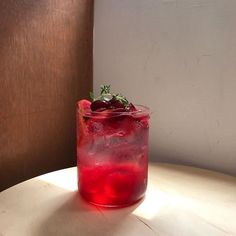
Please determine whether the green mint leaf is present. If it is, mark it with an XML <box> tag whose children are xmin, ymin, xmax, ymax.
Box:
<box><xmin>89</xmin><ymin>91</ymin><xmax>95</xmax><ymax>101</ymax></box>
<box><xmin>113</xmin><ymin>94</ymin><xmax>129</xmax><ymax>106</ymax></box>
<box><xmin>100</xmin><ymin>85</ymin><xmax>111</xmax><ymax>95</ymax></box>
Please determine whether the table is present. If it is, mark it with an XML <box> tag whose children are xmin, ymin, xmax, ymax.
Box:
<box><xmin>0</xmin><ymin>163</ymin><xmax>236</xmax><ymax>236</ymax></box>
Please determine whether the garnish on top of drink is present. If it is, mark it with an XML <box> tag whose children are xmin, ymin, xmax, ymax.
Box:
<box><xmin>89</xmin><ymin>85</ymin><xmax>137</xmax><ymax>112</ymax></box>
<box><xmin>78</xmin><ymin>85</ymin><xmax>149</xmax><ymax>118</ymax></box>
<box><xmin>77</xmin><ymin>85</ymin><xmax>150</xmax><ymax>207</ymax></box>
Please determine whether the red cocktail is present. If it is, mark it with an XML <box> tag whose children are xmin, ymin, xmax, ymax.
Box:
<box><xmin>77</xmin><ymin>87</ymin><xmax>150</xmax><ymax>207</ymax></box>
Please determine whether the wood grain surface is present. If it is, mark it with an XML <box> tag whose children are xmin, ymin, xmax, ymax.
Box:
<box><xmin>1</xmin><ymin>163</ymin><xmax>236</xmax><ymax>235</ymax></box>
<box><xmin>0</xmin><ymin>0</ymin><xmax>93</xmax><ymax>191</ymax></box>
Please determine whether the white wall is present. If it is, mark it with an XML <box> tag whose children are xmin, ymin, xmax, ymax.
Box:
<box><xmin>94</xmin><ymin>0</ymin><xmax>236</xmax><ymax>175</ymax></box>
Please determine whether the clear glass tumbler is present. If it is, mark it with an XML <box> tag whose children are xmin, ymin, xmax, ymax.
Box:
<box><xmin>76</xmin><ymin>101</ymin><xmax>150</xmax><ymax>207</ymax></box>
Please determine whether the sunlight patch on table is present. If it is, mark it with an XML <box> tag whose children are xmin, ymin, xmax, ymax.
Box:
<box><xmin>133</xmin><ymin>183</ymin><xmax>169</xmax><ymax>219</ymax></box>
<box><xmin>36</xmin><ymin>168</ymin><xmax>78</xmax><ymax>191</ymax></box>
<box><xmin>133</xmin><ymin>183</ymin><xmax>197</xmax><ymax>220</ymax></box>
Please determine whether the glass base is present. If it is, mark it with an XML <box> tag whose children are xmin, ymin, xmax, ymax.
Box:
<box><xmin>80</xmin><ymin>192</ymin><xmax>145</xmax><ymax>208</ymax></box>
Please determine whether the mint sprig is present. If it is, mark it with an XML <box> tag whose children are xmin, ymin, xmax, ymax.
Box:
<box><xmin>89</xmin><ymin>92</ymin><xmax>95</xmax><ymax>101</ymax></box>
<box><xmin>113</xmin><ymin>94</ymin><xmax>129</xmax><ymax>106</ymax></box>
<box><xmin>90</xmin><ymin>85</ymin><xmax>129</xmax><ymax>108</ymax></box>
<box><xmin>100</xmin><ymin>85</ymin><xmax>111</xmax><ymax>95</ymax></box>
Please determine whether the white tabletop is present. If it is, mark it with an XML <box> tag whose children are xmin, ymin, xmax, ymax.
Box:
<box><xmin>0</xmin><ymin>163</ymin><xmax>236</xmax><ymax>236</ymax></box>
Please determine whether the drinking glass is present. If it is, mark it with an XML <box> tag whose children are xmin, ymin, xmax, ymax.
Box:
<box><xmin>76</xmin><ymin>104</ymin><xmax>150</xmax><ymax>207</ymax></box>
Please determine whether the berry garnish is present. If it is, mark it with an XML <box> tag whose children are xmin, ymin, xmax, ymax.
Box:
<box><xmin>90</xmin><ymin>100</ymin><xmax>110</xmax><ymax>111</ymax></box>
<box><xmin>110</xmin><ymin>97</ymin><xmax>125</xmax><ymax>109</ymax></box>
<box><xmin>90</xmin><ymin>85</ymin><xmax>135</xmax><ymax>112</ymax></box>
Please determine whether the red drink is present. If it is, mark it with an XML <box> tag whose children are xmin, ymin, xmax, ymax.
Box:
<box><xmin>77</xmin><ymin>100</ymin><xmax>150</xmax><ymax>207</ymax></box>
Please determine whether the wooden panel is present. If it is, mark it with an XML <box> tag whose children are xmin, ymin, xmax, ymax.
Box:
<box><xmin>0</xmin><ymin>0</ymin><xmax>93</xmax><ymax>190</ymax></box>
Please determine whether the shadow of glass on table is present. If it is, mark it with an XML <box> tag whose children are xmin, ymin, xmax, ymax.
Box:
<box><xmin>32</xmin><ymin>191</ymin><xmax>154</xmax><ymax>236</ymax></box>
<box><xmin>31</xmin><ymin>168</ymin><xmax>158</xmax><ymax>235</ymax></box>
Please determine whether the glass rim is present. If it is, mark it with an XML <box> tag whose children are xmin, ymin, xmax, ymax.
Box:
<box><xmin>79</xmin><ymin>104</ymin><xmax>150</xmax><ymax>118</ymax></box>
